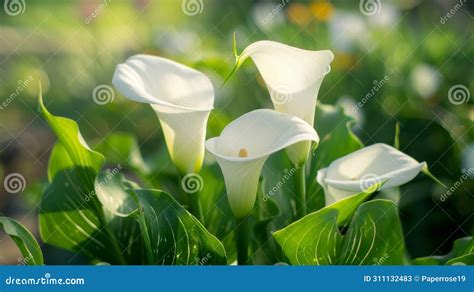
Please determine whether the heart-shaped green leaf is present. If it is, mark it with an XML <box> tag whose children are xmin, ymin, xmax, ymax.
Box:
<box><xmin>273</xmin><ymin>197</ymin><xmax>405</xmax><ymax>265</ymax></box>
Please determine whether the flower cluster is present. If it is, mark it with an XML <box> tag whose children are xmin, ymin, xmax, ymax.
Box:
<box><xmin>112</xmin><ymin>40</ymin><xmax>434</xmax><ymax>263</ymax></box>
<box><xmin>112</xmin><ymin>40</ymin><xmax>433</xmax><ymax>218</ymax></box>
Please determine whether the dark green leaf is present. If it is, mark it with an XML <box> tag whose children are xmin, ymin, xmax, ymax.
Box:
<box><xmin>133</xmin><ymin>189</ymin><xmax>227</xmax><ymax>265</ymax></box>
<box><xmin>413</xmin><ymin>237</ymin><xmax>473</xmax><ymax>265</ymax></box>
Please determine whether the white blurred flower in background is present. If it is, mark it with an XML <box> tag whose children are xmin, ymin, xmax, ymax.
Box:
<box><xmin>329</xmin><ymin>12</ymin><xmax>368</xmax><ymax>52</ymax></box>
<box><xmin>410</xmin><ymin>63</ymin><xmax>442</xmax><ymax>99</ymax></box>
<box><xmin>368</xmin><ymin>3</ymin><xmax>400</xmax><ymax>28</ymax></box>
<box><xmin>155</xmin><ymin>29</ymin><xmax>199</xmax><ymax>55</ymax></box>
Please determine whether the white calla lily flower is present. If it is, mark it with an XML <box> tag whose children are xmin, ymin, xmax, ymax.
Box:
<box><xmin>317</xmin><ymin>143</ymin><xmax>427</xmax><ymax>205</ymax></box>
<box><xmin>237</xmin><ymin>40</ymin><xmax>334</xmax><ymax>164</ymax></box>
<box><xmin>112</xmin><ymin>54</ymin><xmax>214</xmax><ymax>174</ymax></box>
<box><xmin>206</xmin><ymin>109</ymin><xmax>319</xmax><ymax>218</ymax></box>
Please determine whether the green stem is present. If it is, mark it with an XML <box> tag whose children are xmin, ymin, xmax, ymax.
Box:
<box><xmin>90</xmin><ymin>193</ymin><xmax>126</xmax><ymax>265</ymax></box>
<box><xmin>137</xmin><ymin>207</ymin><xmax>154</xmax><ymax>265</ymax></box>
<box><xmin>178</xmin><ymin>173</ymin><xmax>204</xmax><ymax>224</ymax></box>
<box><xmin>236</xmin><ymin>217</ymin><xmax>249</xmax><ymax>265</ymax></box>
<box><xmin>294</xmin><ymin>163</ymin><xmax>306</xmax><ymax>220</ymax></box>
<box><xmin>104</xmin><ymin>227</ymin><xmax>127</xmax><ymax>265</ymax></box>
<box><xmin>188</xmin><ymin>192</ymin><xmax>204</xmax><ymax>224</ymax></box>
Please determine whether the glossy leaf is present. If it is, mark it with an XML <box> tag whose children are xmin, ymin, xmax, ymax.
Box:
<box><xmin>95</xmin><ymin>171</ymin><xmax>138</xmax><ymax>217</ymax></box>
<box><xmin>273</xmin><ymin>199</ymin><xmax>405</xmax><ymax>265</ymax></box>
<box><xmin>132</xmin><ymin>189</ymin><xmax>227</xmax><ymax>265</ymax></box>
<box><xmin>39</xmin><ymin>92</ymin><xmax>135</xmax><ymax>264</ymax></box>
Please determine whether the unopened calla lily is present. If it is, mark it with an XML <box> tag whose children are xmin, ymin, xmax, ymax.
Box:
<box><xmin>112</xmin><ymin>54</ymin><xmax>214</xmax><ymax>175</ymax></box>
<box><xmin>206</xmin><ymin>109</ymin><xmax>319</xmax><ymax>218</ymax></box>
<box><xmin>317</xmin><ymin>143</ymin><xmax>429</xmax><ymax>205</ymax></box>
<box><xmin>237</xmin><ymin>40</ymin><xmax>334</xmax><ymax>164</ymax></box>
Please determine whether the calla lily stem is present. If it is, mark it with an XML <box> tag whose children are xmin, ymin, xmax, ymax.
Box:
<box><xmin>236</xmin><ymin>216</ymin><xmax>249</xmax><ymax>265</ymax></box>
<box><xmin>294</xmin><ymin>163</ymin><xmax>306</xmax><ymax>219</ymax></box>
<box><xmin>188</xmin><ymin>192</ymin><xmax>204</xmax><ymax>224</ymax></box>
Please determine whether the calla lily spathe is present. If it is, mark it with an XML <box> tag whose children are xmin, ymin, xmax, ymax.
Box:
<box><xmin>317</xmin><ymin>143</ymin><xmax>426</xmax><ymax>205</ymax></box>
<box><xmin>206</xmin><ymin>109</ymin><xmax>319</xmax><ymax>218</ymax></box>
<box><xmin>237</xmin><ymin>41</ymin><xmax>334</xmax><ymax>164</ymax></box>
<box><xmin>112</xmin><ymin>54</ymin><xmax>214</xmax><ymax>174</ymax></box>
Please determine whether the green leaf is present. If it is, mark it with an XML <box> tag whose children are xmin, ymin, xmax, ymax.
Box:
<box><xmin>308</xmin><ymin>103</ymin><xmax>363</xmax><ymax>210</ymax></box>
<box><xmin>273</xmin><ymin>199</ymin><xmax>405</xmax><ymax>265</ymax></box>
<box><xmin>250</xmin><ymin>178</ymin><xmax>283</xmax><ymax>264</ymax></box>
<box><xmin>413</xmin><ymin>237</ymin><xmax>474</xmax><ymax>265</ymax></box>
<box><xmin>39</xmin><ymin>91</ymin><xmax>131</xmax><ymax>264</ymax></box>
<box><xmin>95</xmin><ymin>170</ymin><xmax>138</xmax><ymax>217</ymax></box>
<box><xmin>0</xmin><ymin>216</ymin><xmax>44</xmax><ymax>265</ymax></box>
<box><xmin>329</xmin><ymin>187</ymin><xmax>377</xmax><ymax>226</ymax></box>
<box><xmin>272</xmin><ymin>188</ymin><xmax>375</xmax><ymax>265</ymax></box>
<box><xmin>132</xmin><ymin>189</ymin><xmax>227</xmax><ymax>265</ymax></box>
<box><xmin>199</xmin><ymin>164</ymin><xmax>237</xmax><ymax>264</ymax></box>
<box><xmin>446</xmin><ymin>254</ymin><xmax>474</xmax><ymax>265</ymax></box>
<box><xmin>338</xmin><ymin>200</ymin><xmax>404</xmax><ymax>265</ymax></box>
<box><xmin>39</xmin><ymin>91</ymin><xmax>104</xmax><ymax>183</ymax></box>
<box><xmin>39</xmin><ymin>88</ymin><xmax>226</xmax><ymax>265</ymax></box>
<box><xmin>94</xmin><ymin>132</ymin><xmax>150</xmax><ymax>175</ymax></box>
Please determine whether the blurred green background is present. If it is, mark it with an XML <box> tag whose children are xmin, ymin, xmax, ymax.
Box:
<box><xmin>0</xmin><ymin>0</ymin><xmax>473</xmax><ymax>264</ymax></box>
